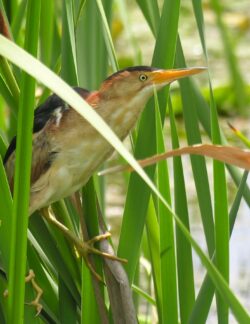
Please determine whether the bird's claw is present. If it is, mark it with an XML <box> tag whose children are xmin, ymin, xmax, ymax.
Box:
<box><xmin>78</xmin><ymin>232</ymin><xmax>127</xmax><ymax>282</ymax></box>
<box><xmin>25</xmin><ymin>300</ymin><xmax>43</xmax><ymax>317</ymax></box>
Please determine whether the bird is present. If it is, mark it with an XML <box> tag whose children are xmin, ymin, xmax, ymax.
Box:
<box><xmin>4</xmin><ymin>66</ymin><xmax>205</xmax><ymax>216</ymax></box>
<box><xmin>3</xmin><ymin>66</ymin><xmax>205</xmax><ymax>311</ymax></box>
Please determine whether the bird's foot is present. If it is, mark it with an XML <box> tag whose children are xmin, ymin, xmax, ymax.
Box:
<box><xmin>3</xmin><ymin>270</ymin><xmax>43</xmax><ymax>316</ymax></box>
<box><xmin>41</xmin><ymin>208</ymin><xmax>127</xmax><ymax>282</ymax></box>
<box><xmin>76</xmin><ymin>232</ymin><xmax>127</xmax><ymax>282</ymax></box>
<box><xmin>25</xmin><ymin>269</ymin><xmax>43</xmax><ymax>316</ymax></box>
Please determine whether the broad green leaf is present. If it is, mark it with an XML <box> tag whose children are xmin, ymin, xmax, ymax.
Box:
<box><xmin>7</xmin><ymin>2</ymin><xmax>41</xmax><ymax>323</ymax></box>
<box><xmin>155</xmin><ymin>92</ymin><xmax>178</xmax><ymax>324</ymax></box>
<box><xmin>169</xmin><ymin>99</ymin><xmax>195</xmax><ymax>323</ymax></box>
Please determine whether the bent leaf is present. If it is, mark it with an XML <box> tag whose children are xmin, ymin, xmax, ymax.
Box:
<box><xmin>99</xmin><ymin>144</ymin><xmax>250</xmax><ymax>175</ymax></box>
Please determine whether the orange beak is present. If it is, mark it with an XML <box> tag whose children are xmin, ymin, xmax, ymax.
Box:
<box><xmin>151</xmin><ymin>67</ymin><xmax>206</xmax><ymax>84</ymax></box>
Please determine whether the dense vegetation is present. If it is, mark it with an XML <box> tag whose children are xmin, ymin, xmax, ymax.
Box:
<box><xmin>0</xmin><ymin>1</ymin><xmax>249</xmax><ymax>323</ymax></box>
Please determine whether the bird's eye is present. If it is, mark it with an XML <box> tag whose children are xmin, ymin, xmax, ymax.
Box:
<box><xmin>139</xmin><ymin>74</ymin><xmax>148</xmax><ymax>82</ymax></box>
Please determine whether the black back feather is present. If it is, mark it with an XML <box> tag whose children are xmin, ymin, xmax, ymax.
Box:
<box><xmin>3</xmin><ymin>87</ymin><xmax>90</xmax><ymax>164</ymax></box>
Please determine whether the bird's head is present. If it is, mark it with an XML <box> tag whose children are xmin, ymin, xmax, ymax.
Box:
<box><xmin>99</xmin><ymin>66</ymin><xmax>205</xmax><ymax>103</ymax></box>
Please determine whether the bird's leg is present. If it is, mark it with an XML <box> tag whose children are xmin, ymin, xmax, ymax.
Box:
<box><xmin>73</xmin><ymin>191</ymin><xmax>128</xmax><ymax>271</ymax></box>
<box><xmin>3</xmin><ymin>269</ymin><xmax>43</xmax><ymax>316</ymax></box>
<box><xmin>41</xmin><ymin>207</ymin><xmax>127</xmax><ymax>282</ymax></box>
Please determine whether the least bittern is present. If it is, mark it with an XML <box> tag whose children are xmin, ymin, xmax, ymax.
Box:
<box><xmin>3</xmin><ymin>66</ymin><xmax>204</xmax><ymax>308</ymax></box>
<box><xmin>4</xmin><ymin>66</ymin><xmax>204</xmax><ymax>211</ymax></box>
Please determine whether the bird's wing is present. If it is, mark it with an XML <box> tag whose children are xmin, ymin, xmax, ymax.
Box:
<box><xmin>4</xmin><ymin>87</ymin><xmax>90</xmax><ymax>192</ymax></box>
<box><xmin>33</xmin><ymin>87</ymin><xmax>90</xmax><ymax>133</ymax></box>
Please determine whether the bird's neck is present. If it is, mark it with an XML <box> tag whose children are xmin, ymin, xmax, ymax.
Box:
<box><xmin>96</xmin><ymin>93</ymin><xmax>148</xmax><ymax>139</ymax></box>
